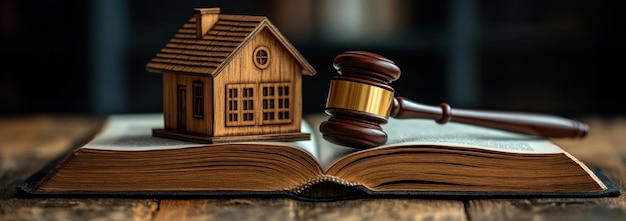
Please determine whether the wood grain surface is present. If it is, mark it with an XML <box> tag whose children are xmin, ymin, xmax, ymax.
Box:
<box><xmin>1</xmin><ymin>115</ymin><xmax>625</xmax><ymax>221</ymax></box>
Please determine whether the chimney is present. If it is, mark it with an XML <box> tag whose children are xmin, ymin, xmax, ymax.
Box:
<box><xmin>193</xmin><ymin>8</ymin><xmax>220</xmax><ymax>39</ymax></box>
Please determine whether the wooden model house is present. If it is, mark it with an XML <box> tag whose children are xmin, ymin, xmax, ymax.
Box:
<box><xmin>147</xmin><ymin>8</ymin><xmax>316</xmax><ymax>143</ymax></box>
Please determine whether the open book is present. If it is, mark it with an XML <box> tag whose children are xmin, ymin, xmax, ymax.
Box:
<box><xmin>20</xmin><ymin>113</ymin><xmax>619</xmax><ymax>200</ymax></box>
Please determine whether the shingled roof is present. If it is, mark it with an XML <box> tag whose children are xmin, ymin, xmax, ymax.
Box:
<box><xmin>146</xmin><ymin>9</ymin><xmax>316</xmax><ymax>76</ymax></box>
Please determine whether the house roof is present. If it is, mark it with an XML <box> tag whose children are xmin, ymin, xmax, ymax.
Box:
<box><xmin>146</xmin><ymin>12</ymin><xmax>316</xmax><ymax>76</ymax></box>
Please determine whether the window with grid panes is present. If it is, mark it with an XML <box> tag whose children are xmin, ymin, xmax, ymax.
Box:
<box><xmin>253</xmin><ymin>46</ymin><xmax>270</xmax><ymax>69</ymax></box>
<box><xmin>226</xmin><ymin>84</ymin><xmax>255</xmax><ymax>126</ymax></box>
<box><xmin>261</xmin><ymin>83</ymin><xmax>291</xmax><ymax>124</ymax></box>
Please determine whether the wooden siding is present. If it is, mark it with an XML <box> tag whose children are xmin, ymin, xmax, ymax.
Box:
<box><xmin>212</xmin><ymin>29</ymin><xmax>302</xmax><ymax>137</ymax></box>
<box><xmin>163</xmin><ymin>73</ymin><xmax>214</xmax><ymax>136</ymax></box>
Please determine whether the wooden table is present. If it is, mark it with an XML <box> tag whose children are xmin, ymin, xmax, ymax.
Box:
<box><xmin>1</xmin><ymin>115</ymin><xmax>625</xmax><ymax>220</ymax></box>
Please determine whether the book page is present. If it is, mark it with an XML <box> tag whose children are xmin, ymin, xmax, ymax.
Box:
<box><xmin>83</xmin><ymin>114</ymin><xmax>205</xmax><ymax>150</ymax></box>
<box><xmin>84</xmin><ymin>113</ymin><xmax>319</xmax><ymax>159</ymax></box>
<box><xmin>304</xmin><ymin>114</ymin><xmax>361</xmax><ymax>170</ymax></box>
<box><xmin>304</xmin><ymin>114</ymin><xmax>565</xmax><ymax>171</ymax></box>
<box><xmin>381</xmin><ymin>118</ymin><xmax>564</xmax><ymax>154</ymax></box>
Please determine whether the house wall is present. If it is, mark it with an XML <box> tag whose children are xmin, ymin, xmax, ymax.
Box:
<box><xmin>162</xmin><ymin>73</ymin><xmax>214</xmax><ymax>136</ymax></box>
<box><xmin>212</xmin><ymin>28</ymin><xmax>303</xmax><ymax>137</ymax></box>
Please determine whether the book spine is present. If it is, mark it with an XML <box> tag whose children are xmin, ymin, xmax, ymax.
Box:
<box><xmin>288</xmin><ymin>175</ymin><xmax>360</xmax><ymax>194</ymax></box>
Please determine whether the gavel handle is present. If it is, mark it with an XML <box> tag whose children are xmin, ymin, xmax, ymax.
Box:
<box><xmin>390</xmin><ymin>96</ymin><xmax>588</xmax><ymax>138</ymax></box>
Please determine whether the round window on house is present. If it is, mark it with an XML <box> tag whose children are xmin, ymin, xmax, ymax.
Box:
<box><xmin>253</xmin><ymin>46</ymin><xmax>270</xmax><ymax>69</ymax></box>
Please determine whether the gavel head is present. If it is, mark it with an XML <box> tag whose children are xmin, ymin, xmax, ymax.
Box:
<box><xmin>319</xmin><ymin>51</ymin><xmax>401</xmax><ymax>149</ymax></box>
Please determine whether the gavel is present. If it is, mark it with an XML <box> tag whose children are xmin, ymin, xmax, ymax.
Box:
<box><xmin>319</xmin><ymin>51</ymin><xmax>589</xmax><ymax>149</ymax></box>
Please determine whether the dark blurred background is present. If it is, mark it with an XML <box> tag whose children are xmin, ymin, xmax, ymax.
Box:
<box><xmin>1</xmin><ymin>0</ymin><xmax>624</xmax><ymax>118</ymax></box>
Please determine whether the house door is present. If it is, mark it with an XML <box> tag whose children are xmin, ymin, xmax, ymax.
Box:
<box><xmin>177</xmin><ymin>85</ymin><xmax>187</xmax><ymax>131</ymax></box>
